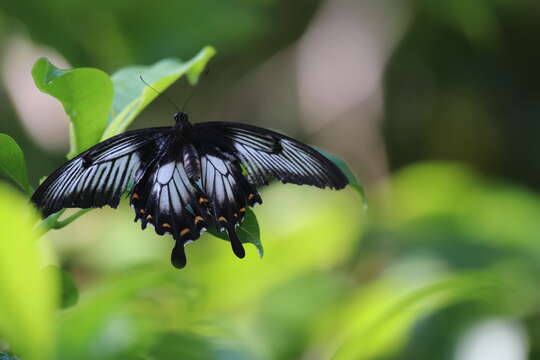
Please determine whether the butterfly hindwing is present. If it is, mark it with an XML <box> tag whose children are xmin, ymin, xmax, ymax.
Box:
<box><xmin>199</xmin><ymin>151</ymin><xmax>262</xmax><ymax>258</ymax></box>
<box><xmin>193</xmin><ymin>122</ymin><xmax>348</xmax><ymax>190</ymax></box>
<box><xmin>130</xmin><ymin>140</ymin><xmax>211</xmax><ymax>268</ymax></box>
<box><xmin>31</xmin><ymin>128</ymin><xmax>171</xmax><ymax>218</ymax></box>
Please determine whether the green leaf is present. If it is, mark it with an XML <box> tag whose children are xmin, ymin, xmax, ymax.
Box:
<box><xmin>32</xmin><ymin>58</ymin><xmax>113</xmax><ymax>158</ymax></box>
<box><xmin>322</xmin><ymin>269</ymin><xmax>500</xmax><ymax>360</ymax></box>
<box><xmin>103</xmin><ymin>46</ymin><xmax>216</xmax><ymax>139</ymax></box>
<box><xmin>0</xmin><ymin>134</ymin><xmax>31</xmax><ymax>193</ymax></box>
<box><xmin>0</xmin><ymin>184</ymin><xmax>57</xmax><ymax>360</ymax></box>
<box><xmin>208</xmin><ymin>207</ymin><xmax>264</xmax><ymax>257</ymax></box>
<box><xmin>57</xmin><ymin>267</ymin><xmax>172</xmax><ymax>360</ymax></box>
<box><xmin>43</xmin><ymin>265</ymin><xmax>79</xmax><ymax>309</ymax></box>
<box><xmin>143</xmin><ymin>332</ymin><xmax>252</xmax><ymax>360</ymax></box>
<box><xmin>316</xmin><ymin>148</ymin><xmax>367</xmax><ymax>209</ymax></box>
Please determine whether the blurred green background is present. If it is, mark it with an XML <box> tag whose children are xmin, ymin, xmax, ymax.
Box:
<box><xmin>1</xmin><ymin>0</ymin><xmax>540</xmax><ymax>359</ymax></box>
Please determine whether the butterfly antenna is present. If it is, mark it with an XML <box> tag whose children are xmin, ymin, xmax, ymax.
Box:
<box><xmin>139</xmin><ymin>75</ymin><xmax>181</xmax><ymax>113</ymax></box>
<box><xmin>181</xmin><ymin>67</ymin><xmax>211</xmax><ymax>113</ymax></box>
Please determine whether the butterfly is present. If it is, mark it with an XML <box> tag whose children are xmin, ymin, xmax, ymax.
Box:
<box><xmin>31</xmin><ymin>112</ymin><xmax>348</xmax><ymax>268</ymax></box>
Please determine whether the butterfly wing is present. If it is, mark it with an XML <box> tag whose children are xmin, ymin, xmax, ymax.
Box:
<box><xmin>193</xmin><ymin>121</ymin><xmax>347</xmax><ymax>258</ymax></box>
<box><xmin>31</xmin><ymin>127</ymin><xmax>171</xmax><ymax>218</ymax></box>
<box><xmin>198</xmin><ymin>151</ymin><xmax>262</xmax><ymax>258</ymax></box>
<box><xmin>193</xmin><ymin>122</ymin><xmax>349</xmax><ymax>189</ymax></box>
<box><xmin>129</xmin><ymin>140</ymin><xmax>212</xmax><ymax>268</ymax></box>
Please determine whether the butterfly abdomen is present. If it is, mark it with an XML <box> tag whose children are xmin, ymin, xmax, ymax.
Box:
<box><xmin>182</xmin><ymin>144</ymin><xmax>201</xmax><ymax>181</ymax></box>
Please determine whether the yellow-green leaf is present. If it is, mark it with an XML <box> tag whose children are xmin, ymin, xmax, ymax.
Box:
<box><xmin>0</xmin><ymin>184</ymin><xmax>57</xmax><ymax>360</ymax></box>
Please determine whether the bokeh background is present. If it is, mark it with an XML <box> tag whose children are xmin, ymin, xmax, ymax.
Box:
<box><xmin>1</xmin><ymin>0</ymin><xmax>540</xmax><ymax>359</ymax></box>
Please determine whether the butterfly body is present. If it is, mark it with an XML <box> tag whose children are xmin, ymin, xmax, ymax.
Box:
<box><xmin>182</xmin><ymin>144</ymin><xmax>201</xmax><ymax>181</ymax></box>
<box><xmin>32</xmin><ymin>112</ymin><xmax>348</xmax><ymax>268</ymax></box>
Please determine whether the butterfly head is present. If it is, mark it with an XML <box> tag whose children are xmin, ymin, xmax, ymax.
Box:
<box><xmin>174</xmin><ymin>111</ymin><xmax>192</xmax><ymax>132</ymax></box>
<box><xmin>174</xmin><ymin>111</ymin><xmax>189</xmax><ymax>124</ymax></box>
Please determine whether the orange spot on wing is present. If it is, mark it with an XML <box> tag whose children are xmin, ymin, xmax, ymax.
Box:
<box><xmin>162</xmin><ymin>223</ymin><xmax>171</xmax><ymax>228</ymax></box>
<box><xmin>195</xmin><ymin>216</ymin><xmax>204</xmax><ymax>224</ymax></box>
<box><xmin>218</xmin><ymin>216</ymin><xmax>227</xmax><ymax>223</ymax></box>
<box><xmin>132</xmin><ymin>193</ymin><xmax>139</xmax><ymax>199</ymax></box>
<box><xmin>180</xmin><ymin>228</ymin><xmax>191</xmax><ymax>236</ymax></box>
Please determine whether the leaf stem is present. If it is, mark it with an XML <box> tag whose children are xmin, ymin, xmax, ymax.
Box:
<box><xmin>35</xmin><ymin>208</ymin><xmax>92</xmax><ymax>234</ymax></box>
<box><xmin>52</xmin><ymin>209</ymin><xmax>92</xmax><ymax>229</ymax></box>
<box><xmin>35</xmin><ymin>209</ymin><xmax>64</xmax><ymax>234</ymax></box>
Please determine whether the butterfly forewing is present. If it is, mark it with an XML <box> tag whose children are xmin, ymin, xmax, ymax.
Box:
<box><xmin>31</xmin><ymin>128</ymin><xmax>171</xmax><ymax>218</ymax></box>
<box><xmin>193</xmin><ymin>122</ymin><xmax>349</xmax><ymax>189</ymax></box>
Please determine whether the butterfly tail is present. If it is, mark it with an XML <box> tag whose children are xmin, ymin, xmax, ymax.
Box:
<box><xmin>171</xmin><ymin>241</ymin><xmax>187</xmax><ymax>269</ymax></box>
<box><xmin>226</xmin><ymin>225</ymin><xmax>245</xmax><ymax>259</ymax></box>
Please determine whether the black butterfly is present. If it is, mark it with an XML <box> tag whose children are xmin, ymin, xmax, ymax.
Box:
<box><xmin>31</xmin><ymin>112</ymin><xmax>348</xmax><ymax>268</ymax></box>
